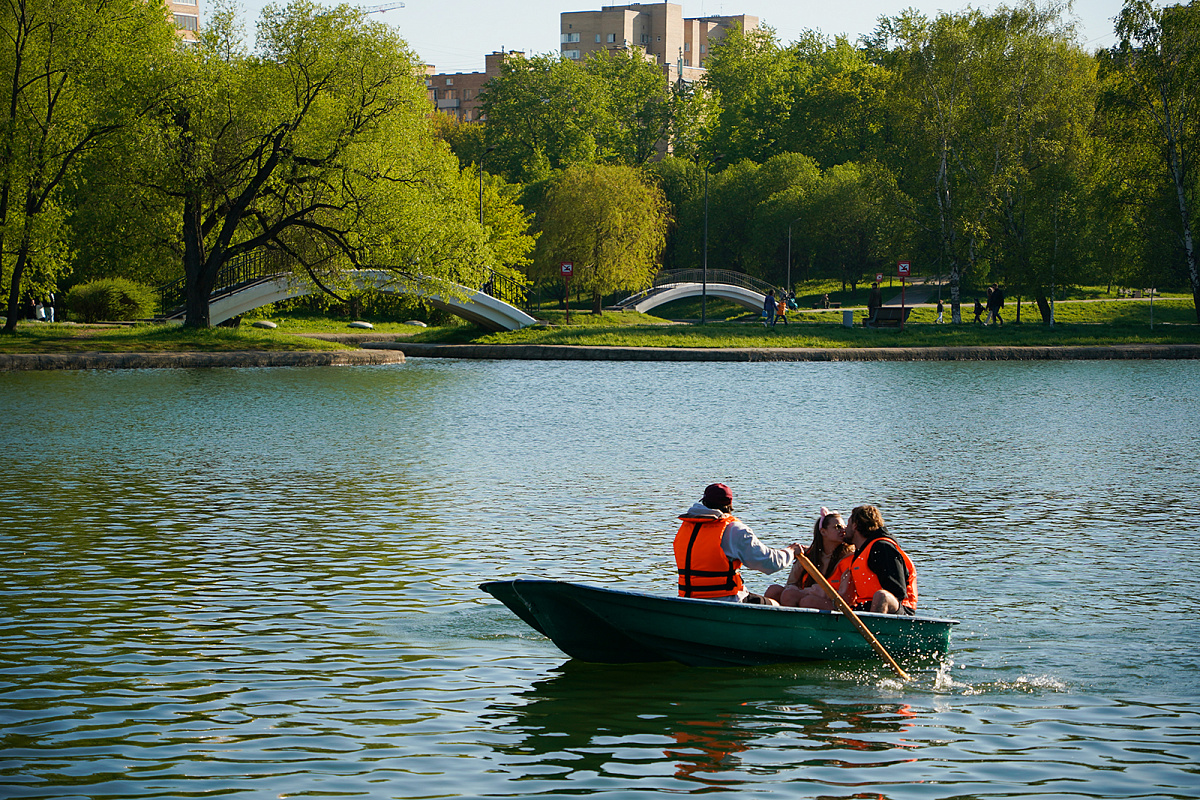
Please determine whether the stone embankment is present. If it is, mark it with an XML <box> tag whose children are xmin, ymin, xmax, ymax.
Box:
<box><xmin>1</xmin><ymin>349</ymin><xmax>404</xmax><ymax>371</ymax></box>
<box><xmin>367</xmin><ymin>342</ymin><xmax>1200</xmax><ymax>361</ymax></box>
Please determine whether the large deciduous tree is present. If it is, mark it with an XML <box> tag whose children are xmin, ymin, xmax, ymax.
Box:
<box><xmin>1105</xmin><ymin>0</ymin><xmax>1200</xmax><ymax>319</ymax></box>
<box><xmin>534</xmin><ymin>163</ymin><xmax>668</xmax><ymax>313</ymax></box>
<box><xmin>1</xmin><ymin>0</ymin><xmax>176</xmax><ymax>332</ymax></box>
<box><xmin>144</xmin><ymin>0</ymin><xmax>516</xmax><ymax>328</ymax></box>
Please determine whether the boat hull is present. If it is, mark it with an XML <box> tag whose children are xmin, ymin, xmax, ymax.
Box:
<box><xmin>481</xmin><ymin>579</ymin><xmax>956</xmax><ymax>667</ymax></box>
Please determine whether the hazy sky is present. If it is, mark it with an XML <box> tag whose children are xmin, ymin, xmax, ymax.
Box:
<box><xmin>218</xmin><ymin>0</ymin><xmax>1130</xmax><ymax>73</ymax></box>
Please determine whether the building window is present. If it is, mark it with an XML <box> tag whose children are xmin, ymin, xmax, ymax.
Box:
<box><xmin>175</xmin><ymin>0</ymin><xmax>197</xmax><ymax>4</ymax></box>
<box><xmin>564</xmin><ymin>49</ymin><xmax>581</xmax><ymax>59</ymax></box>
<box><xmin>595</xmin><ymin>34</ymin><xmax>601</xmax><ymax>42</ymax></box>
<box><xmin>561</xmin><ymin>32</ymin><xmax>580</xmax><ymax>43</ymax></box>
<box><xmin>684</xmin><ymin>58</ymin><xmax>690</xmax><ymax>66</ymax></box>
<box><xmin>607</xmin><ymin>33</ymin><xmax>616</xmax><ymax>43</ymax></box>
<box><xmin>640</xmin><ymin>34</ymin><xmax>649</xmax><ymax>44</ymax></box>
<box><xmin>684</xmin><ymin>42</ymin><xmax>689</xmax><ymax>52</ymax></box>
<box><xmin>446</xmin><ymin>77</ymin><xmax>453</xmax><ymax>85</ymax></box>
<box><xmin>657</xmin><ymin>36</ymin><xmax>661</xmax><ymax>42</ymax></box>
<box><xmin>173</xmin><ymin>13</ymin><xmax>198</xmax><ymax>31</ymax></box>
<box><xmin>700</xmin><ymin>44</ymin><xmax>706</xmax><ymax>54</ymax></box>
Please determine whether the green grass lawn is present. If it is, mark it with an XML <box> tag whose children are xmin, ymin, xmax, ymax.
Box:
<box><xmin>455</xmin><ymin>297</ymin><xmax>1199</xmax><ymax>349</ymax></box>
<box><xmin>2</xmin><ymin>297</ymin><xmax>1196</xmax><ymax>353</ymax></box>
<box><xmin>0</xmin><ymin>323</ymin><xmax>350</xmax><ymax>354</ymax></box>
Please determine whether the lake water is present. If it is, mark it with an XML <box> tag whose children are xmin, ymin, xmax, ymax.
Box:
<box><xmin>2</xmin><ymin>359</ymin><xmax>1199</xmax><ymax>799</ymax></box>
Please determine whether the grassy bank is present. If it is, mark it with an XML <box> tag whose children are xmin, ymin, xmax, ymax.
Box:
<box><xmin>2</xmin><ymin>297</ymin><xmax>1196</xmax><ymax>354</ymax></box>
<box><xmin>0</xmin><ymin>323</ymin><xmax>350</xmax><ymax>354</ymax></box>
<box><xmin>401</xmin><ymin>297</ymin><xmax>1200</xmax><ymax>349</ymax></box>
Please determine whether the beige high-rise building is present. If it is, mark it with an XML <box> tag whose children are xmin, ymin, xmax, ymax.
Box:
<box><xmin>560</xmin><ymin>2</ymin><xmax>757</xmax><ymax>83</ymax></box>
<box><xmin>167</xmin><ymin>0</ymin><xmax>200</xmax><ymax>43</ymax></box>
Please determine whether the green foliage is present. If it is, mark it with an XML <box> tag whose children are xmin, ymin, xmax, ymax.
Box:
<box><xmin>534</xmin><ymin>164</ymin><xmax>669</xmax><ymax>312</ymax></box>
<box><xmin>0</xmin><ymin>0</ymin><xmax>179</xmax><ymax>332</ymax></box>
<box><xmin>65</xmin><ymin>279</ymin><xmax>157</xmax><ymax>322</ymax></box>
<box><xmin>1102</xmin><ymin>0</ymin><xmax>1200</xmax><ymax>318</ymax></box>
<box><xmin>479</xmin><ymin>48</ymin><xmax>688</xmax><ymax>183</ymax></box>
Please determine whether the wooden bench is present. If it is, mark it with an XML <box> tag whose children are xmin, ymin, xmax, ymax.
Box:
<box><xmin>862</xmin><ymin>306</ymin><xmax>912</xmax><ymax>327</ymax></box>
<box><xmin>811</xmin><ymin>301</ymin><xmax>842</xmax><ymax>309</ymax></box>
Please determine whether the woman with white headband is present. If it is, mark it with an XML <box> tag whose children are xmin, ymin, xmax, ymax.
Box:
<box><xmin>764</xmin><ymin>507</ymin><xmax>855</xmax><ymax>609</ymax></box>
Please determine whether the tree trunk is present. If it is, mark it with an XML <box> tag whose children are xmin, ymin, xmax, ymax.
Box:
<box><xmin>182</xmin><ymin>188</ymin><xmax>213</xmax><ymax>328</ymax></box>
<box><xmin>591</xmin><ymin>290</ymin><xmax>602</xmax><ymax>315</ymax></box>
<box><xmin>1035</xmin><ymin>293</ymin><xmax>1051</xmax><ymax>324</ymax></box>
<box><xmin>3</xmin><ymin>245</ymin><xmax>30</xmax><ymax>334</ymax></box>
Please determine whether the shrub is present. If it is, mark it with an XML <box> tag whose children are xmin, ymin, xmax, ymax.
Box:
<box><xmin>66</xmin><ymin>278</ymin><xmax>157</xmax><ymax>323</ymax></box>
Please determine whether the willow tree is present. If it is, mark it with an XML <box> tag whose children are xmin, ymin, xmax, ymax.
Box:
<box><xmin>535</xmin><ymin>164</ymin><xmax>668</xmax><ymax>314</ymax></box>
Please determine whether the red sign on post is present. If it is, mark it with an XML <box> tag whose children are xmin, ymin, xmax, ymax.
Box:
<box><xmin>897</xmin><ymin>261</ymin><xmax>911</xmax><ymax>278</ymax></box>
<box><xmin>561</xmin><ymin>262</ymin><xmax>573</xmax><ymax>325</ymax></box>
<box><xmin>876</xmin><ymin>273</ymin><xmax>883</xmax><ymax>283</ymax></box>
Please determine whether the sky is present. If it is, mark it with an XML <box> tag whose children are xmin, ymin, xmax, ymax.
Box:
<box><xmin>217</xmin><ymin>0</ymin><xmax>1130</xmax><ymax>74</ymax></box>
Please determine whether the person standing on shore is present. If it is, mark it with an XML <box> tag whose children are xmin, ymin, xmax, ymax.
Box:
<box><xmin>763</xmin><ymin>289</ymin><xmax>777</xmax><ymax>328</ymax></box>
<box><xmin>936</xmin><ymin>298</ymin><xmax>944</xmax><ymax>324</ymax></box>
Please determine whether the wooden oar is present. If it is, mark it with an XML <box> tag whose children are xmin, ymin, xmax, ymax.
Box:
<box><xmin>794</xmin><ymin>551</ymin><xmax>912</xmax><ymax>681</ymax></box>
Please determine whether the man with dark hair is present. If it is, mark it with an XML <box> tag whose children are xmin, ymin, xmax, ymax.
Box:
<box><xmin>674</xmin><ymin>483</ymin><xmax>802</xmax><ymax>604</ymax></box>
<box><xmin>844</xmin><ymin>504</ymin><xmax>918</xmax><ymax>615</ymax></box>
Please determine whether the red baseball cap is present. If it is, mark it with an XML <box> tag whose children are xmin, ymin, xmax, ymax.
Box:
<box><xmin>702</xmin><ymin>483</ymin><xmax>733</xmax><ymax>507</ymax></box>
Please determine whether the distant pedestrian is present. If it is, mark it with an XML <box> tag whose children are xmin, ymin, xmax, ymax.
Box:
<box><xmin>973</xmin><ymin>298</ymin><xmax>984</xmax><ymax>325</ymax></box>
<box><xmin>776</xmin><ymin>296</ymin><xmax>788</xmax><ymax>325</ymax></box>
<box><xmin>44</xmin><ymin>293</ymin><xmax>55</xmax><ymax>323</ymax></box>
<box><xmin>992</xmin><ymin>284</ymin><xmax>1005</xmax><ymax>326</ymax></box>
<box><xmin>763</xmin><ymin>289</ymin><xmax>776</xmax><ymax>328</ymax></box>
<box><xmin>936</xmin><ymin>298</ymin><xmax>944</xmax><ymax>324</ymax></box>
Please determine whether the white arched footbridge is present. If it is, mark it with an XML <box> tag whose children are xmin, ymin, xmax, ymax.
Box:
<box><xmin>613</xmin><ymin>269</ymin><xmax>779</xmax><ymax>315</ymax></box>
<box><xmin>160</xmin><ymin>262</ymin><xmax>537</xmax><ymax>332</ymax></box>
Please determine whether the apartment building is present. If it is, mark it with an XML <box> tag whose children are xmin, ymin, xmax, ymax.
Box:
<box><xmin>426</xmin><ymin>50</ymin><xmax>522</xmax><ymax>124</ymax></box>
<box><xmin>560</xmin><ymin>2</ymin><xmax>757</xmax><ymax>83</ymax></box>
<box><xmin>167</xmin><ymin>0</ymin><xmax>200</xmax><ymax>43</ymax></box>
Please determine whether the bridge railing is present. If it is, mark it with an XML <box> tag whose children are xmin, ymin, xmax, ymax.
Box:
<box><xmin>158</xmin><ymin>250</ymin><xmax>530</xmax><ymax>319</ymax></box>
<box><xmin>478</xmin><ymin>268</ymin><xmax>529</xmax><ymax>310</ymax></box>
<box><xmin>613</xmin><ymin>268</ymin><xmax>779</xmax><ymax>309</ymax></box>
<box><xmin>157</xmin><ymin>250</ymin><xmax>291</xmax><ymax>318</ymax></box>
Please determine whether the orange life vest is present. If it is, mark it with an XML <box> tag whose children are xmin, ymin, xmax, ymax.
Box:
<box><xmin>849</xmin><ymin>536</ymin><xmax>917</xmax><ymax>609</ymax></box>
<box><xmin>800</xmin><ymin>551</ymin><xmax>853</xmax><ymax>591</ymax></box>
<box><xmin>674</xmin><ymin>515</ymin><xmax>744</xmax><ymax>598</ymax></box>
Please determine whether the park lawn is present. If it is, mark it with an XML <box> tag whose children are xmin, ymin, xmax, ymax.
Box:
<box><xmin>437</xmin><ymin>297</ymin><xmax>1200</xmax><ymax>349</ymax></box>
<box><xmin>0</xmin><ymin>323</ymin><xmax>350</xmax><ymax>354</ymax></box>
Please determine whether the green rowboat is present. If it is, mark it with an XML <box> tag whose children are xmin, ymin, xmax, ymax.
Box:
<box><xmin>481</xmin><ymin>579</ymin><xmax>957</xmax><ymax>667</ymax></box>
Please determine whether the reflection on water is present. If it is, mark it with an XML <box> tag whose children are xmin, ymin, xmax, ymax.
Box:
<box><xmin>2</xmin><ymin>361</ymin><xmax>1200</xmax><ymax>799</ymax></box>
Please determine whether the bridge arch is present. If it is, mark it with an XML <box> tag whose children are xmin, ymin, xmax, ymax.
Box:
<box><xmin>176</xmin><ymin>269</ymin><xmax>538</xmax><ymax>331</ymax></box>
<box><xmin>629</xmin><ymin>283</ymin><xmax>766</xmax><ymax>315</ymax></box>
<box><xmin>614</xmin><ymin>269</ymin><xmax>776</xmax><ymax>316</ymax></box>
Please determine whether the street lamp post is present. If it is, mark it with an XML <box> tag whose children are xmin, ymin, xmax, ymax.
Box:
<box><xmin>702</xmin><ymin>166</ymin><xmax>709</xmax><ymax>324</ymax></box>
<box><xmin>701</xmin><ymin>154</ymin><xmax>721</xmax><ymax>325</ymax></box>
<box><xmin>479</xmin><ymin>145</ymin><xmax>496</xmax><ymax>226</ymax></box>
<box><xmin>787</xmin><ymin>216</ymin><xmax>801</xmax><ymax>298</ymax></box>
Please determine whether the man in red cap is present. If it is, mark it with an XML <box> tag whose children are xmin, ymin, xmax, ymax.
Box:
<box><xmin>674</xmin><ymin>483</ymin><xmax>802</xmax><ymax>604</ymax></box>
